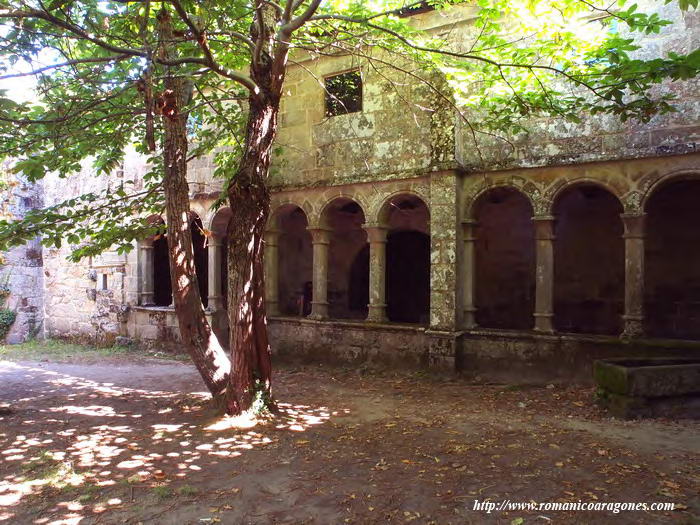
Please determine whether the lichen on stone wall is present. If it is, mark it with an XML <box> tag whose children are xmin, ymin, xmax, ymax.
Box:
<box><xmin>0</xmin><ymin>165</ymin><xmax>44</xmax><ymax>343</ymax></box>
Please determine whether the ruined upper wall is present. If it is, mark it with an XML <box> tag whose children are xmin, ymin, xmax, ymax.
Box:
<box><xmin>454</xmin><ymin>2</ymin><xmax>699</xmax><ymax>171</ymax></box>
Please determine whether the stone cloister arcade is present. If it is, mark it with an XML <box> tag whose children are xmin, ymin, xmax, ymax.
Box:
<box><xmin>132</xmin><ymin>166</ymin><xmax>700</xmax><ymax>372</ymax></box>
<box><xmin>192</xmin><ymin>190</ymin><xmax>432</xmax><ymax>330</ymax></box>
<box><xmin>461</xmin><ymin>168</ymin><xmax>700</xmax><ymax>342</ymax></box>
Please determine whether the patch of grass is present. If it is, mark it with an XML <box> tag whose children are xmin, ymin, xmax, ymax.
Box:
<box><xmin>76</xmin><ymin>483</ymin><xmax>101</xmax><ymax>502</ymax></box>
<box><xmin>176</xmin><ymin>484</ymin><xmax>198</xmax><ymax>497</ymax></box>
<box><xmin>0</xmin><ymin>339</ymin><xmax>132</xmax><ymax>363</ymax></box>
<box><xmin>152</xmin><ymin>485</ymin><xmax>173</xmax><ymax>500</ymax></box>
<box><xmin>21</xmin><ymin>451</ymin><xmax>85</xmax><ymax>490</ymax></box>
<box><xmin>0</xmin><ymin>338</ymin><xmax>187</xmax><ymax>363</ymax></box>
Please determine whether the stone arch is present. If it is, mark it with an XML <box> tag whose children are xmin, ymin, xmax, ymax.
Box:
<box><xmin>315</xmin><ymin>192</ymin><xmax>369</xmax><ymax>228</ymax></box>
<box><xmin>275</xmin><ymin>203</ymin><xmax>313</xmax><ymax>316</ymax></box>
<box><xmin>269</xmin><ymin>198</ymin><xmax>313</xmax><ymax>230</ymax></box>
<box><xmin>551</xmin><ymin>182</ymin><xmax>624</xmax><ymax>334</ymax></box>
<box><xmin>147</xmin><ymin>215</ymin><xmax>171</xmax><ymax>307</ymax></box>
<box><xmin>643</xmin><ymin>172</ymin><xmax>700</xmax><ymax>339</ymax></box>
<box><xmin>208</xmin><ymin>206</ymin><xmax>232</xmax><ymax>239</ymax></box>
<box><xmin>188</xmin><ymin>211</ymin><xmax>209</xmax><ymax>308</ymax></box>
<box><xmin>639</xmin><ymin>168</ymin><xmax>700</xmax><ymax>212</ymax></box>
<box><xmin>318</xmin><ymin>196</ymin><xmax>368</xmax><ymax>319</ymax></box>
<box><xmin>464</xmin><ymin>178</ymin><xmax>538</xmax><ymax>221</ymax></box>
<box><xmin>142</xmin><ymin>214</ymin><xmax>166</xmax><ymax>239</ymax></box>
<box><xmin>543</xmin><ymin>178</ymin><xmax>623</xmax><ymax>216</ymax></box>
<box><xmin>472</xmin><ymin>186</ymin><xmax>536</xmax><ymax>329</ymax></box>
<box><xmin>375</xmin><ymin>191</ymin><xmax>431</xmax><ymax>323</ymax></box>
<box><xmin>374</xmin><ymin>190</ymin><xmax>430</xmax><ymax>227</ymax></box>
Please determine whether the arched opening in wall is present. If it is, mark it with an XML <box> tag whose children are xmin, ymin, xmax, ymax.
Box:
<box><xmin>553</xmin><ymin>184</ymin><xmax>624</xmax><ymax>335</ymax></box>
<box><xmin>323</xmin><ymin>198</ymin><xmax>368</xmax><ymax>319</ymax></box>
<box><xmin>210</xmin><ymin>207</ymin><xmax>232</xmax><ymax>310</ymax></box>
<box><xmin>153</xmin><ymin>232</ymin><xmax>172</xmax><ymax>307</ymax></box>
<box><xmin>474</xmin><ymin>187</ymin><xmax>535</xmax><ymax>329</ymax></box>
<box><xmin>645</xmin><ymin>178</ymin><xmax>700</xmax><ymax>340</ymax></box>
<box><xmin>381</xmin><ymin>194</ymin><xmax>430</xmax><ymax>324</ymax></box>
<box><xmin>190</xmin><ymin>213</ymin><xmax>208</xmax><ymax>308</ymax></box>
<box><xmin>277</xmin><ymin>205</ymin><xmax>313</xmax><ymax>316</ymax></box>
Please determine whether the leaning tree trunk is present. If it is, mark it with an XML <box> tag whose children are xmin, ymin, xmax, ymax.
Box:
<box><xmin>224</xmin><ymin>92</ymin><xmax>279</xmax><ymax>415</ymax></box>
<box><xmin>158</xmin><ymin>10</ymin><xmax>231</xmax><ymax>397</ymax></box>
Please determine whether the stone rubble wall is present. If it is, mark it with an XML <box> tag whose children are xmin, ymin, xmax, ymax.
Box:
<box><xmin>1</xmin><ymin>171</ymin><xmax>44</xmax><ymax>343</ymax></box>
<box><xmin>41</xmin><ymin>154</ymin><xmax>143</xmax><ymax>345</ymax></box>
<box><xmin>454</xmin><ymin>2</ymin><xmax>700</xmax><ymax>171</ymax></box>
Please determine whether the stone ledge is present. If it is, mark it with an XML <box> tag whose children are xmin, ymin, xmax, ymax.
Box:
<box><xmin>269</xmin><ymin>315</ymin><xmax>428</xmax><ymax>334</ymax></box>
<box><xmin>462</xmin><ymin>327</ymin><xmax>700</xmax><ymax>351</ymax></box>
<box><xmin>132</xmin><ymin>305</ymin><xmax>176</xmax><ymax>313</ymax></box>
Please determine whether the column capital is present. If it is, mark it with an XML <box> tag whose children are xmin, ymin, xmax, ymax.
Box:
<box><xmin>363</xmin><ymin>224</ymin><xmax>388</xmax><ymax>243</ymax></box>
<box><xmin>532</xmin><ymin>215</ymin><xmax>556</xmax><ymax>240</ymax></box>
<box><xmin>620</xmin><ymin>213</ymin><xmax>646</xmax><ymax>239</ymax></box>
<box><xmin>140</xmin><ymin>241</ymin><xmax>154</xmax><ymax>250</ymax></box>
<box><xmin>208</xmin><ymin>236</ymin><xmax>224</xmax><ymax>247</ymax></box>
<box><xmin>264</xmin><ymin>229</ymin><xmax>280</xmax><ymax>246</ymax></box>
<box><xmin>308</xmin><ymin>227</ymin><xmax>332</xmax><ymax>244</ymax></box>
<box><xmin>461</xmin><ymin>219</ymin><xmax>478</xmax><ymax>240</ymax></box>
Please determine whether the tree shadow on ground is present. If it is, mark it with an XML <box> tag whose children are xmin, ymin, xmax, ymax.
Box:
<box><xmin>0</xmin><ymin>361</ymin><xmax>344</xmax><ymax>524</ymax></box>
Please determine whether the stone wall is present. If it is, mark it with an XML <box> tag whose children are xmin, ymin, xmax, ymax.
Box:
<box><xmin>268</xmin><ymin>317</ymin><xmax>431</xmax><ymax>369</ymax></box>
<box><xmin>455</xmin><ymin>2</ymin><xmax>700</xmax><ymax>171</ymax></box>
<box><xmin>1</xmin><ymin>172</ymin><xmax>44</xmax><ymax>343</ymax></box>
<box><xmin>41</xmin><ymin>155</ymin><xmax>144</xmax><ymax>345</ymax></box>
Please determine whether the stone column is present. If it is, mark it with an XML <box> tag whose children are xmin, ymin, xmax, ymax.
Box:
<box><xmin>621</xmin><ymin>213</ymin><xmax>646</xmax><ymax>337</ymax></box>
<box><xmin>207</xmin><ymin>237</ymin><xmax>224</xmax><ymax>311</ymax></box>
<box><xmin>533</xmin><ymin>216</ymin><xmax>555</xmax><ymax>333</ymax></box>
<box><xmin>308</xmin><ymin>228</ymin><xmax>331</xmax><ymax>320</ymax></box>
<box><xmin>139</xmin><ymin>240</ymin><xmax>155</xmax><ymax>306</ymax></box>
<box><xmin>429</xmin><ymin>170</ymin><xmax>460</xmax><ymax>331</ymax></box>
<box><xmin>364</xmin><ymin>225</ymin><xmax>388</xmax><ymax>323</ymax></box>
<box><xmin>461</xmin><ymin>219</ymin><xmax>477</xmax><ymax>328</ymax></box>
<box><xmin>264</xmin><ymin>229</ymin><xmax>280</xmax><ymax>316</ymax></box>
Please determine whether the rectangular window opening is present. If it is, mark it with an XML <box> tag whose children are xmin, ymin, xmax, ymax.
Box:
<box><xmin>325</xmin><ymin>70</ymin><xmax>362</xmax><ymax>117</ymax></box>
<box><xmin>101</xmin><ymin>273</ymin><xmax>108</xmax><ymax>290</ymax></box>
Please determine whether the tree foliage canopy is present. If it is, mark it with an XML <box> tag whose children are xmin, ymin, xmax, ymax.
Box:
<box><xmin>0</xmin><ymin>0</ymin><xmax>697</xmax><ymax>257</ymax></box>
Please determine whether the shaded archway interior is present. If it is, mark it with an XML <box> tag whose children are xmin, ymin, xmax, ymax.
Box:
<box><xmin>473</xmin><ymin>187</ymin><xmax>535</xmax><ymax>330</ymax></box>
<box><xmin>152</xmin><ymin>214</ymin><xmax>208</xmax><ymax>308</ymax></box>
<box><xmin>645</xmin><ymin>178</ymin><xmax>700</xmax><ymax>340</ymax></box>
<box><xmin>324</xmin><ymin>198</ymin><xmax>368</xmax><ymax>319</ymax></box>
<box><xmin>553</xmin><ymin>184</ymin><xmax>624</xmax><ymax>335</ymax></box>
<box><xmin>210</xmin><ymin>207</ymin><xmax>232</xmax><ymax>311</ymax></box>
<box><xmin>383</xmin><ymin>194</ymin><xmax>430</xmax><ymax>324</ymax></box>
<box><xmin>190</xmin><ymin>214</ymin><xmax>208</xmax><ymax>309</ymax></box>
<box><xmin>277</xmin><ymin>205</ymin><xmax>313</xmax><ymax>316</ymax></box>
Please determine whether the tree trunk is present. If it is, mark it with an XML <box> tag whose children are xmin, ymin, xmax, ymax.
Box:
<box><xmin>158</xmin><ymin>10</ymin><xmax>231</xmax><ymax>398</ymax></box>
<box><xmin>224</xmin><ymin>94</ymin><xmax>279</xmax><ymax>414</ymax></box>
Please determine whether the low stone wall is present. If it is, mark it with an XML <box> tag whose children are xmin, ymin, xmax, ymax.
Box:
<box><xmin>127</xmin><ymin>306</ymin><xmax>182</xmax><ymax>351</ymax></box>
<box><xmin>458</xmin><ymin>329</ymin><xmax>700</xmax><ymax>384</ymax></box>
<box><xmin>268</xmin><ymin>317</ymin><xmax>433</xmax><ymax>369</ymax></box>
<box><xmin>121</xmin><ymin>311</ymin><xmax>700</xmax><ymax>385</ymax></box>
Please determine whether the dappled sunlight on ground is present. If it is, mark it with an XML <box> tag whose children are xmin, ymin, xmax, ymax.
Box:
<box><xmin>0</xmin><ymin>360</ymin><xmax>344</xmax><ymax>524</ymax></box>
<box><xmin>1</xmin><ymin>357</ymin><xmax>699</xmax><ymax>524</ymax></box>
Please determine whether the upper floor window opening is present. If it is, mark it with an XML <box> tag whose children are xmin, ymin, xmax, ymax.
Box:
<box><xmin>325</xmin><ymin>70</ymin><xmax>362</xmax><ymax>117</ymax></box>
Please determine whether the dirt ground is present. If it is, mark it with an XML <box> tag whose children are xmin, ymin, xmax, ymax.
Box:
<box><xmin>0</xmin><ymin>352</ymin><xmax>698</xmax><ymax>525</ymax></box>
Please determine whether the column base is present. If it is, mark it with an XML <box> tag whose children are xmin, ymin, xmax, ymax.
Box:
<box><xmin>206</xmin><ymin>296</ymin><xmax>224</xmax><ymax>312</ymax></box>
<box><xmin>366</xmin><ymin>304</ymin><xmax>387</xmax><ymax>323</ymax></box>
<box><xmin>533</xmin><ymin>312</ymin><xmax>554</xmax><ymax>333</ymax></box>
<box><xmin>266</xmin><ymin>301</ymin><xmax>280</xmax><ymax>317</ymax></box>
<box><xmin>621</xmin><ymin>315</ymin><xmax>644</xmax><ymax>339</ymax></box>
<box><xmin>463</xmin><ymin>308</ymin><xmax>477</xmax><ymax>329</ymax></box>
<box><xmin>309</xmin><ymin>301</ymin><xmax>329</xmax><ymax>320</ymax></box>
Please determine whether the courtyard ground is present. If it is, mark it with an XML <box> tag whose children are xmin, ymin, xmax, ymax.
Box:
<box><xmin>0</xmin><ymin>342</ymin><xmax>698</xmax><ymax>525</ymax></box>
